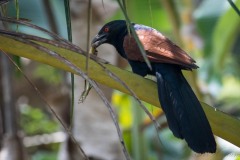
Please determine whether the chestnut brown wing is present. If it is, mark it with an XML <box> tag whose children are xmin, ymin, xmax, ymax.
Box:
<box><xmin>123</xmin><ymin>29</ymin><xmax>198</xmax><ymax>70</ymax></box>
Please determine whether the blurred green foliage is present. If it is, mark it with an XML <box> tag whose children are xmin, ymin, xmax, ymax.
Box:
<box><xmin>33</xmin><ymin>65</ymin><xmax>63</xmax><ymax>85</ymax></box>
<box><xmin>20</xmin><ymin>104</ymin><xmax>60</xmax><ymax>159</ymax></box>
<box><xmin>112</xmin><ymin>0</ymin><xmax>172</xmax><ymax>35</ymax></box>
<box><xmin>20</xmin><ymin>104</ymin><xmax>59</xmax><ymax>135</ymax></box>
<box><xmin>112</xmin><ymin>91</ymin><xmax>132</xmax><ymax>128</ymax></box>
<box><xmin>32</xmin><ymin>151</ymin><xmax>58</xmax><ymax>160</ymax></box>
<box><xmin>211</xmin><ymin>0</ymin><xmax>240</xmax><ymax>80</ymax></box>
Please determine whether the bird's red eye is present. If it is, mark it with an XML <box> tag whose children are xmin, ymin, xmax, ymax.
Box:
<box><xmin>104</xmin><ymin>27</ymin><xmax>109</xmax><ymax>32</ymax></box>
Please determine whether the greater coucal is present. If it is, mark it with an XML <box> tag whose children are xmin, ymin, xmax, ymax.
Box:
<box><xmin>91</xmin><ymin>20</ymin><xmax>216</xmax><ymax>153</ymax></box>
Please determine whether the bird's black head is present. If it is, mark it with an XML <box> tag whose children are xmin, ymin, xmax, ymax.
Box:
<box><xmin>91</xmin><ymin>20</ymin><xmax>128</xmax><ymax>49</ymax></box>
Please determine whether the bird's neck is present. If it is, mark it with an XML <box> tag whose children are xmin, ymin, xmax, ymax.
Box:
<box><xmin>112</xmin><ymin>29</ymin><xmax>128</xmax><ymax>58</ymax></box>
<box><xmin>113</xmin><ymin>24</ymin><xmax>153</xmax><ymax>59</ymax></box>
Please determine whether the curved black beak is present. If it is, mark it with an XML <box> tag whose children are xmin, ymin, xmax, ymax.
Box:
<box><xmin>91</xmin><ymin>33</ymin><xmax>108</xmax><ymax>48</ymax></box>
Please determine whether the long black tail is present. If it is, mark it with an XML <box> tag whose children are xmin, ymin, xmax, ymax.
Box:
<box><xmin>154</xmin><ymin>63</ymin><xmax>216</xmax><ymax>153</ymax></box>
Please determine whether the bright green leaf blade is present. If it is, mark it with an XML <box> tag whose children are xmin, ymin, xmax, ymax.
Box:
<box><xmin>227</xmin><ymin>0</ymin><xmax>240</xmax><ymax>16</ymax></box>
<box><xmin>1</xmin><ymin>35</ymin><xmax>240</xmax><ymax>148</ymax></box>
<box><xmin>212</xmin><ymin>0</ymin><xmax>240</xmax><ymax>73</ymax></box>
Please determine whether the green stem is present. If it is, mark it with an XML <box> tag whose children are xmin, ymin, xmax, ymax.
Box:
<box><xmin>131</xmin><ymin>98</ymin><xmax>146</xmax><ymax>160</ymax></box>
<box><xmin>64</xmin><ymin>0</ymin><xmax>74</xmax><ymax>129</ymax></box>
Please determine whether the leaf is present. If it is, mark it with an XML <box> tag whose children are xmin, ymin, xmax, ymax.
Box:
<box><xmin>212</xmin><ymin>0</ymin><xmax>240</xmax><ymax>74</ymax></box>
<box><xmin>227</xmin><ymin>0</ymin><xmax>240</xmax><ymax>16</ymax></box>
<box><xmin>1</xmin><ymin>34</ymin><xmax>240</xmax><ymax>148</ymax></box>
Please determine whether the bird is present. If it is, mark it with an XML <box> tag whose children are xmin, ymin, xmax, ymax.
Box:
<box><xmin>91</xmin><ymin>20</ymin><xmax>216</xmax><ymax>153</ymax></box>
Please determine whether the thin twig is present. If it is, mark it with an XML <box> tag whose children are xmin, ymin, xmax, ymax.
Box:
<box><xmin>0</xmin><ymin>17</ymin><xmax>70</xmax><ymax>44</ymax></box>
<box><xmin>3</xmin><ymin>36</ymin><xmax>131</xmax><ymax>160</ymax></box>
<box><xmin>97</xmin><ymin>62</ymin><xmax>162</xmax><ymax>145</ymax></box>
<box><xmin>122</xmin><ymin>0</ymin><xmax>127</xmax><ymax>15</ymax></box>
<box><xmin>79</xmin><ymin>0</ymin><xmax>93</xmax><ymax>104</ymax></box>
<box><xmin>0</xmin><ymin>17</ymin><xmax>155</xmax><ymax>158</ymax></box>
<box><xmin>0</xmin><ymin>17</ymin><xmax>109</xmax><ymax>63</ymax></box>
<box><xmin>0</xmin><ymin>30</ymin><xmax>85</xmax><ymax>65</ymax></box>
<box><xmin>0</xmin><ymin>29</ymin><xmax>77</xmax><ymax>50</ymax></box>
<box><xmin>86</xmin><ymin>0</ymin><xmax>92</xmax><ymax>73</ymax></box>
<box><xmin>0</xmin><ymin>26</ymin><xmax>162</xmax><ymax>156</ymax></box>
<box><xmin>0</xmin><ymin>49</ymin><xmax>89</xmax><ymax>160</ymax></box>
<box><xmin>148</xmin><ymin>0</ymin><xmax>153</xmax><ymax>27</ymax></box>
<box><xmin>116</xmin><ymin>0</ymin><xmax>152</xmax><ymax>70</ymax></box>
<box><xmin>0</xmin><ymin>29</ymin><xmax>106</xmax><ymax>63</ymax></box>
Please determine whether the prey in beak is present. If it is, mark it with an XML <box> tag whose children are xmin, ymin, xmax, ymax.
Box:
<box><xmin>91</xmin><ymin>33</ymin><xmax>108</xmax><ymax>48</ymax></box>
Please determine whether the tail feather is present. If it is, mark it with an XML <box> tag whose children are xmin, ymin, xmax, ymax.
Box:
<box><xmin>155</xmin><ymin>64</ymin><xmax>216</xmax><ymax>153</ymax></box>
<box><xmin>157</xmin><ymin>73</ymin><xmax>183</xmax><ymax>139</ymax></box>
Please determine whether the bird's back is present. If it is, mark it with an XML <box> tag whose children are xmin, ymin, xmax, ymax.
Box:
<box><xmin>123</xmin><ymin>24</ymin><xmax>198</xmax><ymax>70</ymax></box>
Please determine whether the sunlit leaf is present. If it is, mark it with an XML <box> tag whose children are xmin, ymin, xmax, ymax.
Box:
<box><xmin>212</xmin><ymin>0</ymin><xmax>240</xmax><ymax>76</ymax></box>
<box><xmin>1</xmin><ymin>34</ymin><xmax>240</xmax><ymax>148</ymax></box>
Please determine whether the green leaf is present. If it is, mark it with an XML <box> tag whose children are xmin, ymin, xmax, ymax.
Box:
<box><xmin>1</xmin><ymin>34</ymin><xmax>240</xmax><ymax>148</ymax></box>
<box><xmin>227</xmin><ymin>0</ymin><xmax>240</xmax><ymax>16</ymax></box>
<box><xmin>212</xmin><ymin>0</ymin><xmax>240</xmax><ymax>75</ymax></box>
